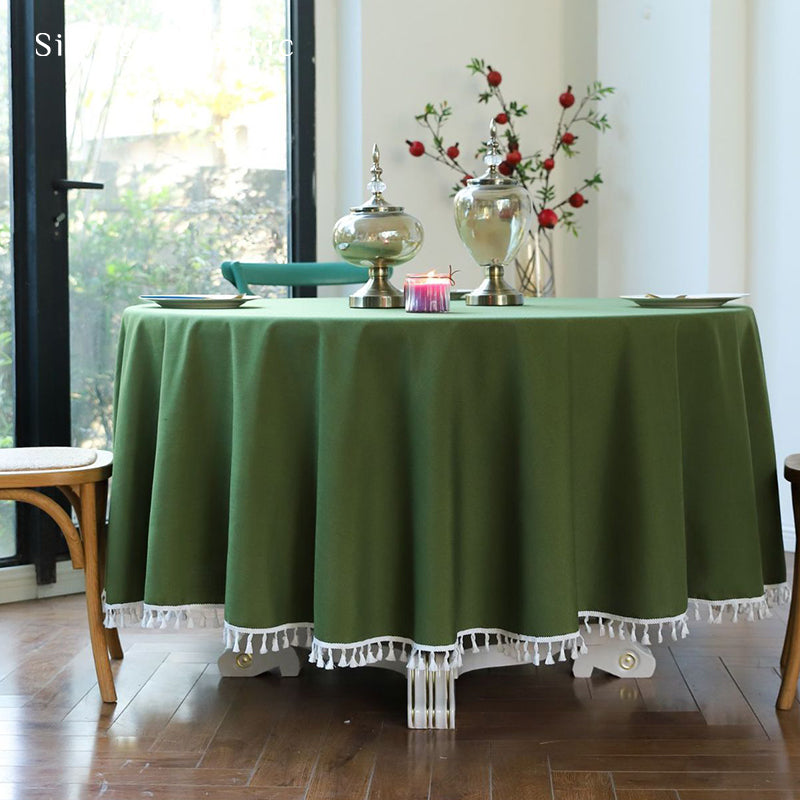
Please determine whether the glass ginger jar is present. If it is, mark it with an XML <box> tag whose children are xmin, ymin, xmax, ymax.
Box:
<box><xmin>454</xmin><ymin>120</ymin><xmax>533</xmax><ymax>305</ymax></box>
<box><xmin>332</xmin><ymin>145</ymin><xmax>424</xmax><ymax>308</ymax></box>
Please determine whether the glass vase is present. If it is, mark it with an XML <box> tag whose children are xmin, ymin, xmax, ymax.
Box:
<box><xmin>514</xmin><ymin>228</ymin><xmax>555</xmax><ymax>297</ymax></box>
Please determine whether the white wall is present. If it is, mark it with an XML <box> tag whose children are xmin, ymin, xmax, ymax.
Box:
<box><xmin>596</xmin><ymin>0</ymin><xmax>711</xmax><ymax>296</ymax></box>
<box><xmin>561</xmin><ymin>0</ymin><xmax>601</xmax><ymax>298</ymax></box>
<box><xmin>709</xmin><ymin>0</ymin><xmax>748</xmax><ymax>293</ymax></box>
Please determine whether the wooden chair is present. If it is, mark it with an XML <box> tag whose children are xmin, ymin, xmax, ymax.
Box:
<box><xmin>778</xmin><ymin>454</ymin><xmax>800</xmax><ymax>710</ymax></box>
<box><xmin>0</xmin><ymin>447</ymin><xmax>121</xmax><ymax>703</ymax></box>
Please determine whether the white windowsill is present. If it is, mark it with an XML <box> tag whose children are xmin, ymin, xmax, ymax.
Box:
<box><xmin>0</xmin><ymin>561</ymin><xmax>85</xmax><ymax>605</ymax></box>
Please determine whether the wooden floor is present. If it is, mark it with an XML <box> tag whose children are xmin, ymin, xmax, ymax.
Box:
<box><xmin>2</xmin><ymin>574</ymin><xmax>800</xmax><ymax>799</ymax></box>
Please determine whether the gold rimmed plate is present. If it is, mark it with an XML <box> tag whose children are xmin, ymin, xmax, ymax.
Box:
<box><xmin>140</xmin><ymin>295</ymin><xmax>259</xmax><ymax>309</ymax></box>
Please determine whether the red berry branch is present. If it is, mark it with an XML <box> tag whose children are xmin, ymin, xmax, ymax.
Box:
<box><xmin>406</xmin><ymin>58</ymin><xmax>614</xmax><ymax>238</ymax></box>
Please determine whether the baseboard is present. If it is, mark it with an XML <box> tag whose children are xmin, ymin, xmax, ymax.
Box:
<box><xmin>785</xmin><ymin>527</ymin><xmax>795</xmax><ymax>553</ymax></box>
<box><xmin>0</xmin><ymin>561</ymin><xmax>85</xmax><ymax>605</ymax></box>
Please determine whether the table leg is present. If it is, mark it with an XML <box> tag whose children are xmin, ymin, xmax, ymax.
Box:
<box><xmin>216</xmin><ymin>634</ymin><xmax>656</xmax><ymax>729</ymax></box>
<box><xmin>571</xmin><ymin>630</ymin><xmax>656</xmax><ymax>679</ymax></box>
<box><xmin>407</xmin><ymin>652</ymin><xmax>455</xmax><ymax>729</ymax></box>
<box><xmin>217</xmin><ymin>646</ymin><xmax>302</xmax><ymax>678</ymax></box>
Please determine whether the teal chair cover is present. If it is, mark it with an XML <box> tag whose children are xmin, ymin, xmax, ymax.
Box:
<box><xmin>221</xmin><ymin>261</ymin><xmax>374</xmax><ymax>293</ymax></box>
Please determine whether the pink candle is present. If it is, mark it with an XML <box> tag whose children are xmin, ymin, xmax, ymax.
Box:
<box><xmin>404</xmin><ymin>272</ymin><xmax>451</xmax><ymax>313</ymax></box>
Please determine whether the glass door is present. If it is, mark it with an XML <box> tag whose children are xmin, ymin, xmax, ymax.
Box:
<box><xmin>65</xmin><ymin>0</ymin><xmax>291</xmax><ymax>449</ymax></box>
<box><xmin>0</xmin><ymin>0</ymin><xmax>306</xmax><ymax>580</ymax></box>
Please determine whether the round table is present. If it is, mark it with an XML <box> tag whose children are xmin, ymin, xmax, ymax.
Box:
<box><xmin>104</xmin><ymin>297</ymin><xmax>786</xmax><ymax>727</ymax></box>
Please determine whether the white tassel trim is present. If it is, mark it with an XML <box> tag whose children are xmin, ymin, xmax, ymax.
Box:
<box><xmin>102</xmin><ymin>596</ymin><xmax>224</xmax><ymax>630</ymax></box>
<box><xmin>577</xmin><ymin>583</ymin><xmax>789</xmax><ymax>647</ymax></box>
<box><xmin>311</xmin><ymin>627</ymin><xmax>587</xmax><ymax>674</ymax></box>
<box><xmin>224</xmin><ymin>622</ymin><xmax>315</xmax><ymax>657</ymax></box>
<box><xmin>580</xmin><ymin>609</ymin><xmax>689</xmax><ymax>644</ymax></box>
<box><xmin>104</xmin><ymin>582</ymin><xmax>789</xmax><ymax>672</ymax></box>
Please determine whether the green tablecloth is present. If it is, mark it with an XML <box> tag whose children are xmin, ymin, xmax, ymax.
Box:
<box><xmin>104</xmin><ymin>298</ymin><xmax>786</xmax><ymax>665</ymax></box>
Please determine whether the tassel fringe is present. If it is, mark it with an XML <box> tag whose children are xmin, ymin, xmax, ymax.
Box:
<box><xmin>103</xmin><ymin>583</ymin><xmax>789</xmax><ymax>672</ymax></box>
<box><xmin>102</xmin><ymin>597</ymin><xmax>225</xmax><ymax>630</ymax></box>
<box><xmin>224</xmin><ymin>622</ymin><xmax>315</xmax><ymax>657</ymax></box>
<box><xmin>577</xmin><ymin>583</ymin><xmax>789</xmax><ymax>648</ymax></box>
<box><xmin>309</xmin><ymin>628</ymin><xmax>587</xmax><ymax>674</ymax></box>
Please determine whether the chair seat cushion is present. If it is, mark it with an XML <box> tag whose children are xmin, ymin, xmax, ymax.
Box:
<box><xmin>0</xmin><ymin>447</ymin><xmax>98</xmax><ymax>473</ymax></box>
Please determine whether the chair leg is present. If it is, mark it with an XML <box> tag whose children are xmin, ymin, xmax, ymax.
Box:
<box><xmin>106</xmin><ymin>628</ymin><xmax>124</xmax><ymax>661</ymax></box>
<box><xmin>778</xmin><ymin>616</ymin><xmax>800</xmax><ymax>709</ymax></box>
<box><xmin>778</xmin><ymin>588</ymin><xmax>800</xmax><ymax>709</ymax></box>
<box><xmin>782</xmin><ymin>600</ymin><xmax>795</xmax><ymax>672</ymax></box>
<box><xmin>778</xmin><ymin>485</ymin><xmax>800</xmax><ymax>710</ymax></box>
<box><xmin>80</xmin><ymin>480</ymin><xmax>117</xmax><ymax>703</ymax></box>
<box><xmin>94</xmin><ymin>479</ymin><xmax>123</xmax><ymax>661</ymax></box>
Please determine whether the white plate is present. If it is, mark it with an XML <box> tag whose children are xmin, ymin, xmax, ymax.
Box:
<box><xmin>140</xmin><ymin>294</ymin><xmax>259</xmax><ymax>309</ymax></box>
<box><xmin>621</xmin><ymin>293</ymin><xmax>748</xmax><ymax>309</ymax></box>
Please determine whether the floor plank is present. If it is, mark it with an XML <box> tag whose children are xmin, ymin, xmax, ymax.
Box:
<box><xmin>614</xmin><ymin>771</ymin><xmax>800</xmax><ymax>791</ymax></box>
<box><xmin>550</xmin><ymin>754</ymin><xmax>800</xmax><ymax>773</ymax></box>
<box><xmin>636</xmin><ymin>648</ymin><xmax>700</xmax><ymax>713</ymax></box>
<box><xmin>428</xmin><ymin>741</ymin><xmax>490</xmax><ymax>800</ymax></box>
<box><xmin>105</xmin><ymin>659</ymin><xmax>206</xmax><ymax>737</ymax></box>
<box><xmin>677</xmin><ymin>792</ymin><xmax>798</xmax><ymax>799</ymax></box>
<box><xmin>670</xmin><ymin>652</ymin><xmax>761</xmax><ymax>727</ymax></box>
<box><xmin>151</xmin><ymin>667</ymin><xmax>241</xmax><ymax>753</ymax></box>
<box><xmin>491</xmin><ymin>741</ymin><xmax>552</xmax><ymax>800</ymax></box>
<box><xmin>552</xmin><ymin>770</ymin><xmax>615</xmax><ymax>800</ymax></box>
<box><xmin>248</xmin><ymin>697</ymin><xmax>332</xmax><ymax>787</ymax></box>
<box><xmin>368</xmin><ymin>726</ymin><xmax>434</xmax><ymax>800</ymax></box>
<box><xmin>305</xmin><ymin>714</ymin><xmax>381</xmax><ymax>800</ymax></box>
<box><xmin>723</xmin><ymin>661</ymin><xmax>800</xmax><ymax>740</ymax></box>
<box><xmin>200</xmin><ymin>674</ymin><xmax>288</xmax><ymax>771</ymax></box>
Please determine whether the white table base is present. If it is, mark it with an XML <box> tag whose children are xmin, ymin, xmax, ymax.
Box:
<box><xmin>215</xmin><ymin>634</ymin><xmax>654</xmax><ymax>730</ymax></box>
<box><xmin>217</xmin><ymin>646</ymin><xmax>302</xmax><ymax>678</ymax></box>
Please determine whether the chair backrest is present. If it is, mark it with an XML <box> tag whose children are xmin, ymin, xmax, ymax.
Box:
<box><xmin>221</xmin><ymin>261</ymin><xmax>373</xmax><ymax>293</ymax></box>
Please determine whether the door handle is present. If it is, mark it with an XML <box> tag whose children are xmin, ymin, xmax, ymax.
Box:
<box><xmin>52</xmin><ymin>179</ymin><xmax>105</xmax><ymax>191</ymax></box>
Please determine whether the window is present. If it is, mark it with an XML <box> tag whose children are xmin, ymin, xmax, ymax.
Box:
<box><xmin>0</xmin><ymin>0</ymin><xmax>313</xmax><ymax>576</ymax></box>
<box><xmin>66</xmin><ymin>0</ymin><xmax>292</xmax><ymax>450</ymax></box>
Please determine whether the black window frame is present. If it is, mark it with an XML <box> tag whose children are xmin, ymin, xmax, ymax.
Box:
<box><xmin>4</xmin><ymin>0</ymin><xmax>71</xmax><ymax>578</ymax></box>
<box><xmin>287</xmin><ymin>0</ymin><xmax>317</xmax><ymax>297</ymax></box>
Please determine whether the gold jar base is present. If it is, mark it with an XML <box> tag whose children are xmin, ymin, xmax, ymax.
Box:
<box><xmin>349</xmin><ymin>264</ymin><xmax>404</xmax><ymax>309</ymax></box>
<box><xmin>465</xmin><ymin>264</ymin><xmax>523</xmax><ymax>306</ymax></box>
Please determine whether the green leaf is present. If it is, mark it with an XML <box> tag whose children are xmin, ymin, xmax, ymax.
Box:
<box><xmin>535</xmin><ymin>185</ymin><xmax>556</xmax><ymax>203</ymax></box>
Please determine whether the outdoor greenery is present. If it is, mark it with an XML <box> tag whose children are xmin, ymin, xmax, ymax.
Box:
<box><xmin>0</xmin><ymin>0</ymin><xmax>289</xmax><ymax>558</ymax></box>
<box><xmin>69</xmin><ymin>166</ymin><xmax>287</xmax><ymax>449</ymax></box>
